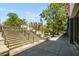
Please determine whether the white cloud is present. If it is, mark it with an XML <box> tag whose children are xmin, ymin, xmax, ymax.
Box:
<box><xmin>0</xmin><ymin>7</ymin><xmax>16</xmax><ymax>12</ymax></box>
<box><xmin>24</xmin><ymin>11</ymin><xmax>39</xmax><ymax>17</ymax></box>
<box><xmin>0</xmin><ymin>7</ymin><xmax>16</xmax><ymax>17</ymax></box>
<box><xmin>24</xmin><ymin>11</ymin><xmax>40</xmax><ymax>22</ymax></box>
<box><xmin>0</xmin><ymin>8</ymin><xmax>6</xmax><ymax>11</ymax></box>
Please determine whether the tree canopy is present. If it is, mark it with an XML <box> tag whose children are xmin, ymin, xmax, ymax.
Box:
<box><xmin>40</xmin><ymin>3</ymin><xmax>67</xmax><ymax>36</ymax></box>
<box><xmin>4</xmin><ymin>13</ymin><xmax>27</xmax><ymax>27</ymax></box>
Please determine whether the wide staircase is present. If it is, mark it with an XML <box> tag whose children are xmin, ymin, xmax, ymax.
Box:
<box><xmin>1</xmin><ymin>26</ymin><xmax>42</xmax><ymax>55</ymax></box>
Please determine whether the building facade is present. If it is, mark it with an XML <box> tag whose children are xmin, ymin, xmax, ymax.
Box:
<box><xmin>69</xmin><ymin>3</ymin><xmax>79</xmax><ymax>45</ymax></box>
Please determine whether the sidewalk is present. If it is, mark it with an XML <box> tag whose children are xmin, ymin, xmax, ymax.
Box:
<box><xmin>15</xmin><ymin>35</ymin><xmax>78</xmax><ymax>56</ymax></box>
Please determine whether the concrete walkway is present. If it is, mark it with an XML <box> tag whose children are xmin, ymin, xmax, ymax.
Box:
<box><xmin>15</xmin><ymin>35</ymin><xmax>78</xmax><ymax>56</ymax></box>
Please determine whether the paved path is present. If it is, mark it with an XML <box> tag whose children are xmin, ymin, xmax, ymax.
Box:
<box><xmin>15</xmin><ymin>35</ymin><xmax>78</xmax><ymax>56</ymax></box>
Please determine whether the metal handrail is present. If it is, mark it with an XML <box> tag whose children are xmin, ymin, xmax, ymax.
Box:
<box><xmin>1</xmin><ymin>25</ymin><xmax>10</xmax><ymax>55</ymax></box>
<box><xmin>1</xmin><ymin>26</ymin><xmax>9</xmax><ymax>48</ymax></box>
<box><xmin>30</xmin><ymin>30</ymin><xmax>43</xmax><ymax>39</ymax></box>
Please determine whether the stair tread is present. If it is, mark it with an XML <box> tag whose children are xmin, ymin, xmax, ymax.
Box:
<box><xmin>2</xmin><ymin>28</ymin><xmax>42</xmax><ymax>50</ymax></box>
<box><xmin>9</xmin><ymin>42</ymin><xmax>31</xmax><ymax>49</ymax></box>
<box><xmin>9</xmin><ymin>40</ymin><xmax>29</xmax><ymax>46</ymax></box>
<box><xmin>8</xmin><ymin>39</ymin><xmax>28</xmax><ymax>44</ymax></box>
<box><xmin>0</xmin><ymin>45</ymin><xmax>9</xmax><ymax>53</ymax></box>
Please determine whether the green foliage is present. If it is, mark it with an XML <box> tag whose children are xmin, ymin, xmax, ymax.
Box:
<box><xmin>40</xmin><ymin>3</ymin><xmax>67</xmax><ymax>35</ymax></box>
<box><xmin>4</xmin><ymin>13</ymin><xmax>27</xmax><ymax>27</ymax></box>
<box><xmin>40</xmin><ymin>10</ymin><xmax>48</xmax><ymax>20</ymax></box>
<box><xmin>7</xmin><ymin>13</ymin><xmax>18</xmax><ymax>20</ymax></box>
<box><xmin>29</xmin><ymin>22</ymin><xmax>43</xmax><ymax>31</ymax></box>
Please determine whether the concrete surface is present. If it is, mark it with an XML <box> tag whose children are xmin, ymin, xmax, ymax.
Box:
<box><xmin>15</xmin><ymin>35</ymin><xmax>78</xmax><ymax>56</ymax></box>
<box><xmin>0</xmin><ymin>32</ymin><xmax>9</xmax><ymax>56</ymax></box>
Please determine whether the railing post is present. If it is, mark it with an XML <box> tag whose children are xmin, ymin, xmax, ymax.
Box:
<box><xmin>33</xmin><ymin>35</ymin><xmax>34</xmax><ymax>43</ymax></box>
<box><xmin>24</xmin><ymin>30</ymin><xmax>26</xmax><ymax>36</ymax></box>
<box><xmin>28</xmin><ymin>32</ymin><xmax>29</xmax><ymax>40</ymax></box>
<box><xmin>1</xmin><ymin>26</ymin><xmax>6</xmax><ymax>45</ymax></box>
<box><xmin>4</xmin><ymin>36</ymin><xmax>6</xmax><ymax>45</ymax></box>
<box><xmin>6</xmin><ymin>41</ymin><xmax>10</xmax><ymax>56</ymax></box>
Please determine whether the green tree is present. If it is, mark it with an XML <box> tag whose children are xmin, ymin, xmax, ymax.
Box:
<box><xmin>40</xmin><ymin>3</ymin><xmax>67</xmax><ymax>36</ymax></box>
<box><xmin>4</xmin><ymin>13</ymin><xmax>27</xmax><ymax>27</ymax></box>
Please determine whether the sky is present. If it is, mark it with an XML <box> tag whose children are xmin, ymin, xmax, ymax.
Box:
<box><xmin>0</xmin><ymin>3</ymin><xmax>49</xmax><ymax>23</ymax></box>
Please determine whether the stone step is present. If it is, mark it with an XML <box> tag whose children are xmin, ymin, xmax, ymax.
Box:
<box><xmin>6</xmin><ymin>35</ymin><xmax>23</xmax><ymax>39</ymax></box>
<box><xmin>0</xmin><ymin>50</ymin><xmax>9</xmax><ymax>56</ymax></box>
<box><xmin>6</xmin><ymin>37</ymin><xmax>26</xmax><ymax>41</ymax></box>
<box><xmin>0</xmin><ymin>40</ymin><xmax>4</xmax><ymax>45</ymax></box>
<box><xmin>6</xmin><ymin>34</ymin><xmax>24</xmax><ymax>37</ymax></box>
<box><xmin>0</xmin><ymin>45</ymin><xmax>9</xmax><ymax>56</ymax></box>
<box><xmin>8</xmin><ymin>40</ymin><xmax>29</xmax><ymax>46</ymax></box>
<box><xmin>2</xmin><ymin>29</ymin><xmax>42</xmax><ymax>50</ymax></box>
<box><xmin>10</xmin><ymin>40</ymin><xmax>45</xmax><ymax>56</ymax></box>
<box><xmin>0</xmin><ymin>32</ymin><xmax>9</xmax><ymax>56</ymax></box>
<box><xmin>7</xmin><ymin>39</ymin><xmax>28</xmax><ymax>44</ymax></box>
<box><xmin>9</xmin><ymin>41</ymin><xmax>32</xmax><ymax>49</ymax></box>
<box><xmin>6</xmin><ymin>39</ymin><xmax>34</xmax><ymax>49</ymax></box>
<box><xmin>6</xmin><ymin>39</ymin><xmax>28</xmax><ymax>44</ymax></box>
<box><xmin>0</xmin><ymin>34</ymin><xmax>5</xmax><ymax>45</ymax></box>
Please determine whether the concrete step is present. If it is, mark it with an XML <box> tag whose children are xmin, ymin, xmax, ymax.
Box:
<box><xmin>7</xmin><ymin>39</ymin><xmax>28</xmax><ymax>44</ymax></box>
<box><xmin>6</xmin><ymin>34</ymin><xmax>24</xmax><ymax>38</ymax></box>
<box><xmin>0</xmin><ymin>34</ymin><xmax>5</xmax><ymax>45</ymax></box>
<box><xmin>9</xmin><ymin>41</ymin><xmax>31</xmax><ymax>49</ymax></box>
<box><xmin>2</xmin><ymin>29</ymin><xmax>42</xmax><ymax>51</ymax></box>
<box><xmin>6</xmin><ymin>39</ymin><xmax>34</xmax><ymax>49</ymax></box>
<box><xmin>0</xmin><ymin>45</ymin><xmax>9</xmax><ymax>56</ymax></box>
<box><xmin>10</xmin><ymin>40</ymin><xmax>45</xmax><ymax>56</ymax></box>
<box><xmin>0</xmin><ymin>40</ymin><xmax>4</xmax><ymax>45</ymax></box>
<box><xmin>0</xmin><ymin>32</ymin><xmax>9</xmax><ymax>56</ymax></box>
<box><xmin>8</xmin><ymin>38</ymin><xmax>38</xmax><ymax>44</ymax></box>
<box><xmin>8</xmin><ymin>40</ymin><xmax>29</xmax><ymax>46</ymax></box>
<box><xmin>6</xmin><ymin>37</ymin><xmax>26</xmax><ymax>41</ymax></box>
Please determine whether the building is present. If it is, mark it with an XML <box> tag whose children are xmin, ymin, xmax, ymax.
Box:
<box><xmin>69</xmin><ymin>3</ymin><xmax>79</xmax><ymax>45</ymax></box>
